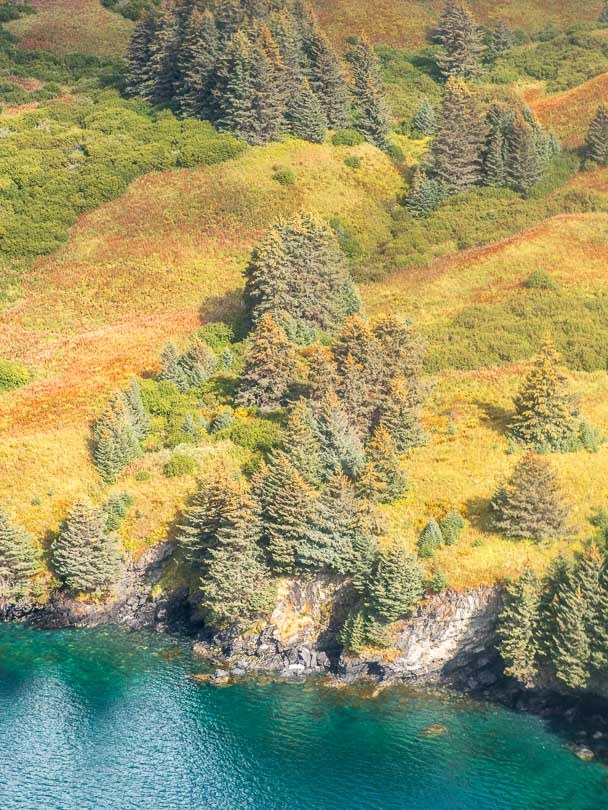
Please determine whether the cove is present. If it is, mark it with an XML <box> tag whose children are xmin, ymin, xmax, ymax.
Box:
<box><xmin>0</xmin><ymin>624</ymin><xmax>606</xmax><ymax>810</ymax></box>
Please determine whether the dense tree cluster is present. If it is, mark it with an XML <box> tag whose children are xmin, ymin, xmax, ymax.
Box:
<box><xmin>419</xmin><ymin>81</ymin><xmax>558</xmax><ymax>206</ymax></box>
<box><xmin>93</xmin><ymin>380</ymin><xmax>151</xmax><ymax>483</ymax></box>
<box><xmin>126</xmin><ymin>0</ymin><xmax>389</xmax><ymax>147</ymax></box>
<box><xmin>243</xmin><ymin>212</ymin><xmax>361</xmax><ymax>344</ymax></box>
<box><xmin>499</xmin><ymin>543</ymin><xmax>608</xmax><ymax>689</ymax></box>
<box><xmin>51</xmin><ymin>500</ymin><xmax>124</xmax><ymax>593</ymax></box>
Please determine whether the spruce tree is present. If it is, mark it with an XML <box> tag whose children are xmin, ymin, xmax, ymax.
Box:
<box><xmin>439</xmin><ymin>510</ymin><xmax>465</xmax><ymax>546</ymax></box>
<box><xmin>0</xmin><ymin>510</ymin><xmax>41</xmax><ymax>599</ymax></box>
<box><xmin>429</xmin><ymin>77</ymin><xmax>485</xmax><ymax>193</ymax></box>
<box><xmin>553</xmin><ymin>580</ymin><xmax>592</xmax><ymax>689</ymax></box>
<box><xmin>282</xmin><ymin>399</ymin><xmax>324</xmax><ymax>486</ymax></box>
<box><xmin>377</xmin><ymin>373</ymin><xmax>427</xmax><ymax>452</ymax></box>
<box><xmin>315</xmin><ymin>389</ymin><xmax>366</xmax><ymax>481</ymax></box>
<box><xmin>179</xmin><ymin>339</ymin><xmax>217</xmax><ymax>388</ymax></box>
<box><xmin>52</xmin><ymin>500</ymin><xmax>123</xmax><ymax>593</ymax></box>
<box><xmin>146</xmin><ymin>1</ymin><xmax>182</xmax><ymax>105</ymax></box>
<box><xmin>244</xmin><ymin>212</ymin><xmax>361</xmax><ymax>343</ymax></box>
<box><xmin>367</xmin><ymin>544</ymin><xmax>424</xmax><ymax>622</ymax></box>
<box><xmin>125</xmin><ymin>10</ymin><xmax>159</xmax><ymax>98</ymax></box>
<box><xmin>365</xmin><ymin>423</ymin><xmax>407</xmax><ymax>503</ymax></box>
<box><xmin>509</xmin><ymin>340</ymin><xmax>580</xmax><ymax>452</ymax></box>
<box><xmin>254</xmin><ymin>451</ymin><xmax>319</xmax><ymax>573</ymax></box>
<box><xmin>269</xmin><ymin>8</ymin><xmax>304</xmax><ymax>97</ymax></box>
<box><xmin>490</xmin><ymin>452</ymin><xmax>570</xmax><ymax>541</ymax></box>
<box><xmin>306</xmin><ymin>343</ymin><xmax>339</xmax><ymax>401</ymax></box>
<box><xmin>339</xmin><ymin>609</ymin><xmax>368</xmax><ymax>654</ymax></box>
<box><xmin>305</xmin><ymin>25</ymin><xmax>349</xmax><ymax>128</ymax></box>
<box><xmin>159</xmin><ymin>342</ymin><xmax>188</xmax><ymax>390</ymax></box>
<box><xmin>286</xmin><ymin>78</ymin><xmax>328</xmax><ymax>143</ymax></box>
<box><xmin>498</xmin><ymin>568</ymin><xmax>541</xmax><ymax>685</ymax></box>
<box><xmin>435</xmin><ymin>0</ymin><xmax>485</xmax><ymax>81</ymax></box>
<box><xmin>482</xmin><ymin>129</ymin><xmax>506</xmax><ymax>187</ymax></box>
<box><xmin>237</xmin><ymin>314</ymin><xmax>296</xmax><ymax>409</ymax></box>
<box><xmin>180</xmin><ymin>8</ymin><xmax>220</xmax><ymax>117</ymax></box>
<box><xmin>349</xmin><ymin>37</ymin><xmax>392</xmax><ymax>150</ymax></box>
<box><xmin>600</xmin><ymin>2</ymin><xmax>608</xmax><ymax>25</ymax></box>
<box><xmin>575</xmin><ymin>543</ymin><xmax>607</xmax><ymax>672</ymax></box>
<box><xmin>178</xmin><ymin>468</ymin><xmax>241</xmax><ymax>572</ymax></box>
<box><xmin>406</xmin><ymin>168</ymin><xmax>443</xmax><ymax>218</ymax></box>
<box><xmin>505</xmin><ymin>115</ymin><xmax>541</xmax><ymax>193</ymax></box>
<box><xmin>487</xmin><ymin>21</ymin><xmax>515</xmax><ymax>60</ymax></box>
<box><xmin>311</xmin><ymin>473</ymin><xmax>379</xmax><ymax>574</ymax></box>
<box><xmin>333</xmin><ymin>313</ymin><xmax>378</xmax><ymax>374</ymax></box>
<box><xmin>123</xmin><ymin>379</ymin><xmax>151</xmax><ymax>441</ymax></box>
<box><xmin>417</xmin><ymin>517</ymin><xmax>443</xmax><ymax>558</ymax></box>
<box><xmin>200</xmin><ymin>489</ymin><xmax>275</xmax><ymax>626</ymax></box>
<box><xmin>213</xmin><ymin>31</ymin><xmax>259</xmax><ymax>143</ymax></box>
<box><xmin>93</xmin><ymin>392</ymin><xmax>142</xmax><ymax>483</ymax></box>
<box><xmin>536</xmin><ymin>553</ymin><xmax>571</xmax><ymax>661</ymax></box>
<box><xmin>586</xmin><ymin>104</ymin><xmax>608</xmax><ymax>166</ymax></box>
<box><xmin>412</xmin><ymin>98</ymin><xmax>436</xmax><ymax>136</ymax></box>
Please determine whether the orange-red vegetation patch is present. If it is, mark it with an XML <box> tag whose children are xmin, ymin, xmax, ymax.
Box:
<box><xmin>528</xmin><ymin>72</ymin><xmax>608</xmax><ymax>148</ymax></box>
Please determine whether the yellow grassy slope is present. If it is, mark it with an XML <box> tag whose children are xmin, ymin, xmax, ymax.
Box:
<box><xmin>364</xmin><ymin>209</ymin><xmax>608</xmax><ymax>587</ymax></box>
<box><xmin>0</xmin><ymin>138</ymin><xmax>403</xmax><ymax>536</ymax></box>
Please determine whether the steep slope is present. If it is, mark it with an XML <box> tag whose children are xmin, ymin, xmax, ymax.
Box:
<box><xmin>527</xmin><ymin>72</ymin><xmax>608</xmax><ymax>148</ymax></box>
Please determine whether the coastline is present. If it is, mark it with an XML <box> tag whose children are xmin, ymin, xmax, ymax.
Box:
<box><xmin>3</xmin><ymin>545</ymin><xmax>608</xmax><ymax>765</ymax></box>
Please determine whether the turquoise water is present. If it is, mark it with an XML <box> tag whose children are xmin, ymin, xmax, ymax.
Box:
<box><xmin>0</xmin><ymin>625</ymin><xmax>605</xmax><ymax>809</ymax></box>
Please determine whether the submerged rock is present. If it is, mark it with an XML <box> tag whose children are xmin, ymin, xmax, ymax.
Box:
<box><xmin>420</xmin><ymin>724</ymin><xmax>449</xmax><ymax>737</ymax></box>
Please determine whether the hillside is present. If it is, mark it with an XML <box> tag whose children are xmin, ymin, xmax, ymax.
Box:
<box><xmin>5</xmin><ymin>0</ymin><xmax>132</xmax><ymax>57</ymax></box>
<box><xmin>1</xmin><ymin>0</ymin><xmax>608</xmax><ymax>610</ymax></box>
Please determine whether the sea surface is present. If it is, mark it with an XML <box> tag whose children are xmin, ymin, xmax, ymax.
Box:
<box><xmin>0</xmin><ymin>624</ymin><xmax>605</xmax><ymax>809</ymax></box>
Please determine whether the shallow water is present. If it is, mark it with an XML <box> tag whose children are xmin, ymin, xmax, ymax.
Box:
<box><xmin>0</xmin><ymin>624</ymin><xmax>605</xmax><ymax>809</ymax></box>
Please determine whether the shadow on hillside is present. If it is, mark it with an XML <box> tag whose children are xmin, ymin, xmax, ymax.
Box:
<box><xmin>199</xmin><ymin>290</ymin><xmax>247</xmax><ymax>338</ymax></box>
<box><xmin>464</xmin><ymin>496</ymin><xmax>494</xmax><ymax>533</ymax></box>
<box><xmin>473</xmin><ymin>400</ymin><xmax>512</xmax><ymax>434</ymax></box>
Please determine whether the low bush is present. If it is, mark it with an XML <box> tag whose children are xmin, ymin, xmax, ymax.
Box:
<box><xmin>272</xmin><ymin>168</ymin><xmax>296</xmax><ymax>186</ymax></box>
<box><xmin>0</xmin><ymin>358</ymin><xmax>31</xmax><ymax>391</ymax></box>
<box><xmin>332</xmin><ymin>129</ymin><xmax>364</xmax><ymax>147</ymax></box>
<box><xmin>163</xmin><ymin>454</ymin><xmax>198</xmax><ymax>478</ymax></box>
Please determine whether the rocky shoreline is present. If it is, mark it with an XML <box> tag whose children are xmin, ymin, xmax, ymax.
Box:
<box><xmin>3</xmin><ymin>545</ymin><xmax>608</xmax><ymax>764</ymax></box>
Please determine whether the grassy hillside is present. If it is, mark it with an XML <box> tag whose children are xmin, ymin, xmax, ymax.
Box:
<box><xmin>5</xmin><ymin>0</ymin><xmax>132</xmax><ymax>58</ymax></box>
<box><xmin>0</xmin><ymin>136</ymin><xmax>404</xmax><ymax>537</ymax></box>
<box><xmin>528</xmin><ymin>72</ymin><xmax>608</xmax><ymax>148</ymax></box>
<box><xmin>314</xmin><ymin>0</ymin><xmax>605</xmax><ymax>48</ymax></box>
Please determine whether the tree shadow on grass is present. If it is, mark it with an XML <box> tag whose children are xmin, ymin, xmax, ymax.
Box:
<box><xmin>473</xmin><ymin>400</ymin><xmax>513</xmax><ymax>435</ymax></box>
<box><xmin>199</xmin><ymin>290</ymin><xmax>247</xmax><ymax>339</ymax></box>
<box><xmin>465</xmin><ymin>496</ymin><xmax>495</xmax><ymax>534</ymax></box>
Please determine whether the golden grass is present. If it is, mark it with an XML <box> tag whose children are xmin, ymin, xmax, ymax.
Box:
<box><xmin>0</xmin><ymin>138</ymin><xmax>402</xmax><ymax>541</ymax></box>
<box><xmin>527</xmin><ymin>72</ymin><xmax>608</xmax><ymax>148</ymax></box>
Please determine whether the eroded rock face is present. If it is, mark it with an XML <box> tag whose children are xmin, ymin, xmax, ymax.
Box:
<box><xmin>7</xmin><ymin>543</ymin><xmax>188</xmax><ymax>631</ymax></box>
<box><xmin>193</xmin><ymin>575</ymin><xmax>352</xmax><ymax>678</ymax></box>
<box><xmin>338</xmin><ymin>586</ymin><xmax>502</xmax><ymax>685</ymax></box>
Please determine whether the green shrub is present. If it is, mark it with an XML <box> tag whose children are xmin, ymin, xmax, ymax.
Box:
<box><xmin>425</xmin><ymin>290</ymin><xmax>608</xmax><ymax>372</ymax></box>
<box><xmin>386</xmin><ymin>143</ymin><xmax>405</xmax><ymax>162</ymax></box>
<box><xmin>197</xmin><ymin>322</ymin><xmax>235</xmax><ymax>351</ymax></box>
<box><xmin>329</xmin><ymin>217</ymin><xmax>364</xmax><ymax>260</ymax></box>
<box><xmin>103</xmin><ymin>491</ymin><xmax>135</xmax><ymax>531</ymax></box>
<box><xmin>426</xmin><ymin>569</ymin><xmax>449</xmax><ymax>593</ymax></box>
<box><xmin>524</xmin><ymin>270</ymin><xmax>559</xmax><ymax>290</ymax></box>
<box><xmin>344</xmin><ymin>155</ymin><xmax>362</xmax><ymax>169</ymax></box>
<box><xmin>220</xmin><ymin>417</ymin><xmax>282</xmax><ymax>453</ymax></box>
<box><xmin>579</xmin><ymin>420</ymin><xmax>602</xmax><ymax>453</ymax></box>
<box><xmin>163</xmin><ymin>454</ymin><xmax>198</xmax><ymax>478</ymax></box>
<box><xmin>332</xmin><ymin>129</ymin><xmax>364</xmax><ymax>146</ymax></box>
<box><xmin>209</xmin><ymin>408</ymin><xmax>235</xmax><ymax>434</ymax></box>
<box><xmin>0</xmin><ymin>358</ymin><xmax>31</xmax><ymax>391</ymax></box>
<box><xmin>439</xmin><ymin>511</ymin><xmax>465</xmax><ymax>546</ymax></box>
<box><xmin>272</xmin><ymin>168</ymin><xmax>296</xmax><ymax>185</ymax></box>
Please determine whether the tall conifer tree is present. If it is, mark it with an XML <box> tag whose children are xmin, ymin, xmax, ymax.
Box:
<box><xmin>435</xmin><ymin>1</ymin><xmax>485</xmax><ymax>80</ymax></box>
<box><xmin>586</xmin><ymin>104</ymin><xmax>608</xmax><ymax>165</ymax></box>
<box><xmin>237</xmin><ymin>314</ymin><xmax>296</xmax><ymax>409</ymax></box>
<box><xmin>349</xmin><ymin>37</ymin><xmax>392</xmax><ymax>150</ymax></box>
